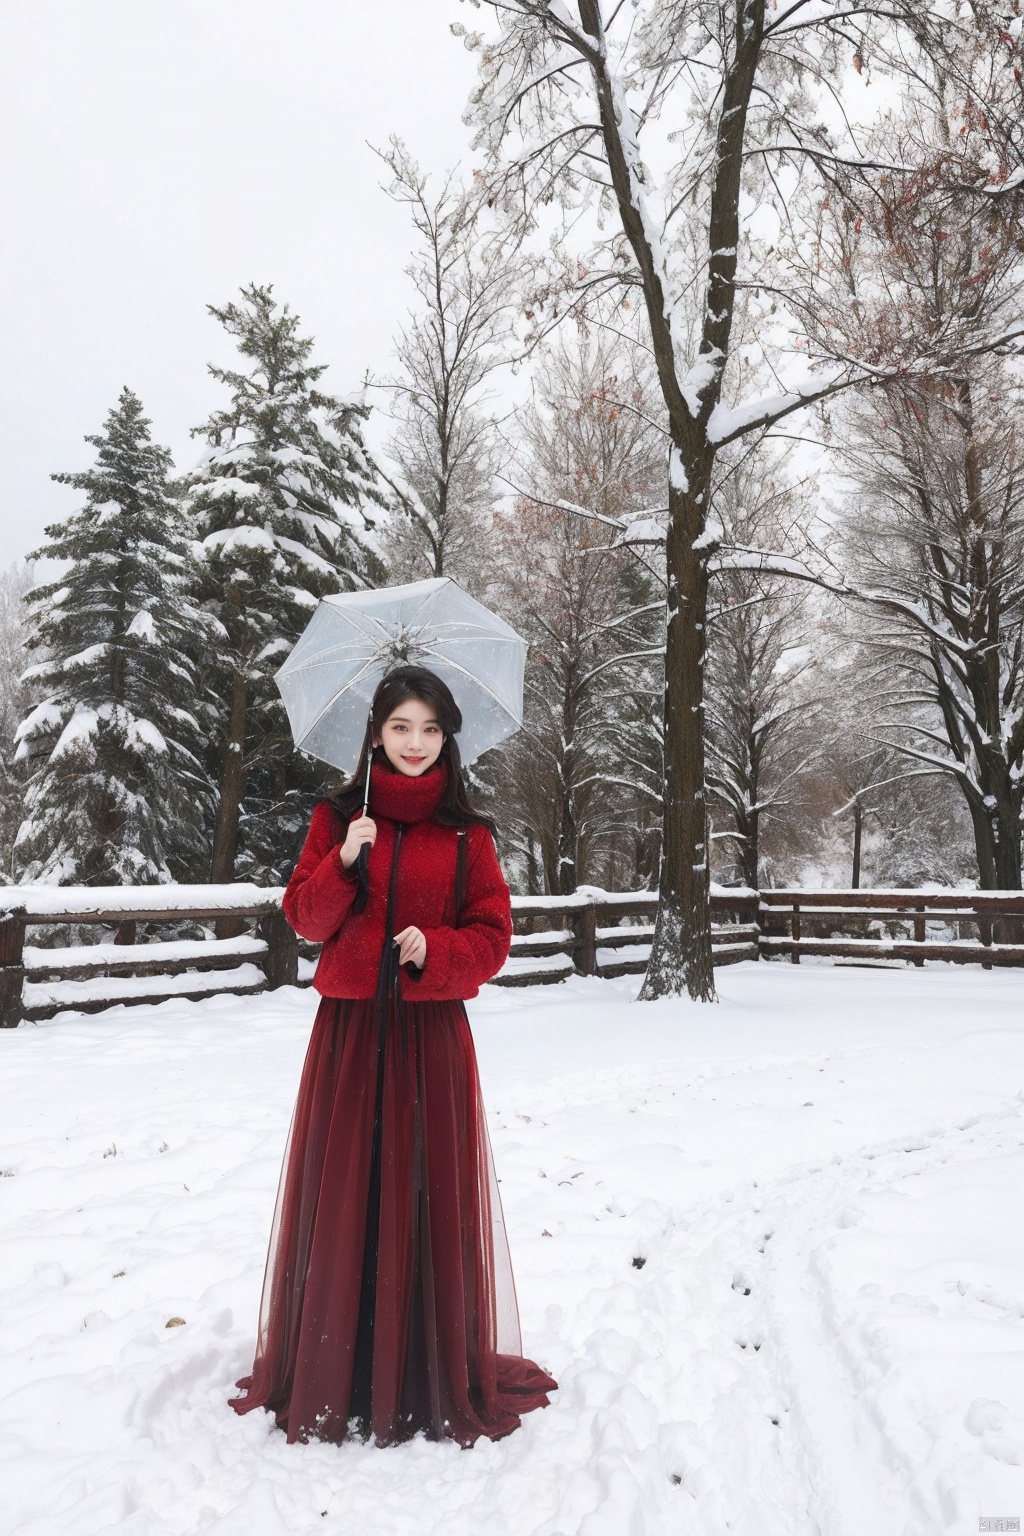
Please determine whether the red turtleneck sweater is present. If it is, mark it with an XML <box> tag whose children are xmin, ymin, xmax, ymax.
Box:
<box><xmin>282</xmin><ymin>761</ymin><xmax>513</xmax><ymax>1001</ymax></box>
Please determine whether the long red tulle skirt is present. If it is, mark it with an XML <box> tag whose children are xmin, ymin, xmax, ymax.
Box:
<box><xmin>229</xmin><ymin>993</ymin><xmax>556</xmax><ymax>1447</ymax></box>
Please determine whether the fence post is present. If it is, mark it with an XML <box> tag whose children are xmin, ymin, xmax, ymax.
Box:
<box><xmin>980</xmin><ymin>913</ymin><xmax>993</xmax><ymax>971</ymax></box>
<box><xmin>913</xmin><ymin>906</ymin><xmax>925</xmax><ymax>966</ymax></box>
<box><xmin>571</xmin><ymin>901</ymin><xmax>598</xmax><ymax>977</ymax></box>
<box><xmin>0</xmin><ymin>911</ymin><xmax>26</xmax><ymax>1028</ymax></box>
<box><xmin>791</xmin><ymin>900</ymin><xmax>801</xmax><ymax>964</ymax></box>
<box><xmin>747</xmin><ymin>894</ymin><xmax>762</xmax><ymax>960</ymax></box>
<box><xmin>113</xmin><ymin>921</ymin><xmax>137</xmax><ymax>945</ymax></box>
<box><xmin>257</xmin><ymin>906</ymin><xmax>298</xmax><ymax>989</ymax></box>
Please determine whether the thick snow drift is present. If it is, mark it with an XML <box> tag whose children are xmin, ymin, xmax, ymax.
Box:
<box><xmin>1</xmin><ymin>964</ymin><xmax>1022</xmax><ymax>1536</ymax></box>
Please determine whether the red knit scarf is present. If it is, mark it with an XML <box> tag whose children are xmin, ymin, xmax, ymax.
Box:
<box><xmin>368</xmin><ymin>759</ymin><xmax>447</xmax><ymax>823</ymax></box>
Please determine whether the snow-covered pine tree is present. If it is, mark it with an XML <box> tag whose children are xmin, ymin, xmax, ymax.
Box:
<box><xmin>15</xmin><ymin>389</ymin><xmax>211</xmax><ymax>886</ymax></box>
<box><xmin>0</xmin><ymin>562</ymin><xmax>34</xmax><ymax>881</ymax></box>
<box><xmin>188</xmin><ymin>284</ymin><xmax>385</xmax><ymax>884</ymax></box>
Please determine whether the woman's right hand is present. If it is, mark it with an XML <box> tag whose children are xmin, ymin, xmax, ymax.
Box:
<box><xmin>340</xmin><ymin>814</ymin><xmax>377</xmax><ymax>869</ymax></box>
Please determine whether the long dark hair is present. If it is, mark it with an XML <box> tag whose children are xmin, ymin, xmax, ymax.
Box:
<box><xmin>324</xmin><ymin>665</ymin><xmax>495</xmax><ymax>831</ymax></box>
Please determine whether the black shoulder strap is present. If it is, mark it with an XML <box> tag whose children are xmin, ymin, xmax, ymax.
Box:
<box><xmin>454</xmin><ymin>828</ymin><xmax>468</xmax><ymax>927</ymax></box>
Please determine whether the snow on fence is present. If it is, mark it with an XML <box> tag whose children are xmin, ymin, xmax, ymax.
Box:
<box><xmin>759</xmin><ymin>888</ymin><xmax>1024</xmax><ymax>968</ymax></box>
<box><xmin>0</xmin><ymin>885</ymin><xmax>291</xmax><ymax>1028</ymax></box>
<box><xmin>3</xmin><ymin>883</ymin><xmax>1024</xmax><ymax>1025</ymax></box>
<box><xmin>498</xmin><ymin>886</ymin><xmax>760</xmax><ymax>987</ymax></box>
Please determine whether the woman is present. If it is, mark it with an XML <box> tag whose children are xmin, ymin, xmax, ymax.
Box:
<box><xmin>230</xmin><ymin>665</ymin><xmax>556</xmax><ymax>1447</ymax></box>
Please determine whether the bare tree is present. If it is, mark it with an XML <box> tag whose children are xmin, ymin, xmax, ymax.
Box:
<box><xmin>842</xmin><ymin>415</ymin><xmax>1024</xmax><ymax>892</ymax></box>
<box><xmin>374</xmin><ymin>140</ymin><xmax>521</xmax><ymax>589</ymax></box>
<box><xmin>802</xmin><ymin>640</ymin><xmax>978</xmax><ymax>890</ymax></box>
<box><xmin>461</xmin><ymin>0</ymin><xmax>1023</xmax><ymax>998</ymax></box>
<box><xmin>700</xmin><ymin>451</ymin><xmax>821</xmax><ymax>888</ymax></box>
<box><xmin>601</xmin><ymin>442</ymin><xmax>826</xmax><ymax>890</ymax></box>
<box><xmin>706</xmin><ymin>586</ymin><xmax>819</xmax><ymax>890</ymax></box>
<box><xmin>489</xmin><ymin>336</ymin><xmax>665</xmax><ymax>893</ymax></box>
<box><xmin>818</xmin><ymin>68</ymin><xmax>1024</xmax><ymax>889</ymax></box>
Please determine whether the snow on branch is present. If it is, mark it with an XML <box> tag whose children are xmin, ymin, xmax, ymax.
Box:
<box><xmin>706</xmin><ymin>371</ymin><xmax>852</xmax><ymax>446</ymax></box>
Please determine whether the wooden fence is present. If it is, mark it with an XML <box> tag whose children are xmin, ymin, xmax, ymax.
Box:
<box><xmin>0</xmin><ymin>883</ymin><xmax>759</xmax><ymax>1025</ymax></box>
<box><xmin>498</xmin><ymin>887</ymin><xmax>760</xmax><ymax>987</ymax></box>
<box><xmin>0</xmin><ymin>886</ymin><xmax>294</xmax><ymax>1028</ymax></box>
<box><xmin>758</xmin><ymin>888</ymin><xmax>1024</xmax><ymax>968</ymax></box>
<box><xmin>4</xmin><ymin>883</ymin><xmax>1024</xmax><ymax>1025</ymax></box>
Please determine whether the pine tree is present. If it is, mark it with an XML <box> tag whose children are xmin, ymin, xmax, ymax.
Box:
<box><xmin>188</xmin><ymin>284</ymin><xmax>386</xmax><ymax>884</ymax></box>
<box><xmin>15</xmin><ymin>389</ymin><xmax>211</xmax><ymax>886</ymax></box>
<box><xmin>0</xmin><ymin>562</ymin><xmax>34</xmax><ymax>881</ymax></box>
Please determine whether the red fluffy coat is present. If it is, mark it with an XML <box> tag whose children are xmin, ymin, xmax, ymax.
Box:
<box><xmin>282</xmin><ymin>761</ymin><xmax>512</xmax><ymax>1001</ymax></box>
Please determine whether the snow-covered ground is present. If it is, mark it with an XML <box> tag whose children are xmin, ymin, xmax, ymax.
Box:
<box><xmin>1</xmin><ymin>963</ymin><xmax>1022</xmax><ymax>1536</ymax></box>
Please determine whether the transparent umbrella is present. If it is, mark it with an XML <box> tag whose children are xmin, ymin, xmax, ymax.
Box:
<box><xmin>275</xmin><ymin>577</ymin><xmax>527</xmax><ymax>776</ymax></box>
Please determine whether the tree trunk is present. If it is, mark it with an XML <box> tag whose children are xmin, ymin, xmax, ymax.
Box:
<box><xmin>640</xmin><ymin>480</ymin><xmax>715</xmax><ymax>1001</ymax></box>
<box><xmin>525</xmin><ymin>835</ymin><xmax>541</xmax><ymax>897</ymax></box>
<box><xmin>965</xmin><ymin>778</ymin><xmax>1022</xmax><ymax>941</ymax></box>
<box><xmin>955</xmin><ymin>373</ymin><xmax>1021</xmax><ymax>896</ymax></box>
<box><xmin>432</xmin><ymin>470</ymin><xmax>448</xmax><ymax>578</ymax></box>
<box><xmin>965</xmin><ymin>788</ymin><xmax>1021</xmax><ymax>893</ymax></box>
<box><xmin>852</xmin><ymin>802</ymin><xmax>863</xmax><ymax>889</ymax></box>
<box><xmin>210</xmin><ymin>668</ymin><xmax>247</xmax><ymax>885</ymax></box>
<box><xmin>555</xmin><ymin>782</ymin><xmax>578</xmax><ymax>896</ymax></box>
<box><xmin>575</xmin><ymin>0</ymin><xmax>762</xmax><ymax>1001</ymax></box>
<box><xmin>740</xmin><ymin>808</ymin><xmax>759</xmax><ymax>892</ymax></box>
<box><xmin>555</xmin><ymin>683</ymin><xmax>579</xmax><ymax>896</ymax></box>
<box><xmin>988</xmin><ymin>789</ymin><xmax>1022</xmax><ymax>891</ymax></box>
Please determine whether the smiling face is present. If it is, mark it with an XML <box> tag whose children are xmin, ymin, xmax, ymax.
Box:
<box><xmin>375</xmin><ymin>695</ymin><xmax>445</xmax><ymax>777</ymax></box>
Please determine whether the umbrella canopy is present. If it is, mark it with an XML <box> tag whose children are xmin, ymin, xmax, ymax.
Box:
<box><xmin>275</xmin><ymin>577</ymin><xmax>527</xmax><ymax>771</ymax></box>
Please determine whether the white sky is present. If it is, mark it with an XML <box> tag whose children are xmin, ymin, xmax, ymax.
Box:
<box><xmin>0</xmin><ymin>0</ymin><xmax>477</xmax><ymax>563</ymax></box>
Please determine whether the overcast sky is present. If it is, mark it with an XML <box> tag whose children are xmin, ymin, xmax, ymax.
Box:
<box><xmin>0</xmin><ymin>0</ymin><xmax>477</xmax><ymax>563</ymax></box>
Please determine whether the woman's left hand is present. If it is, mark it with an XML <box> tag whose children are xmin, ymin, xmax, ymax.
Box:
<box><xmin>394</xmin><ymin>926</ymin><xmax>427</xmax><ymax>969</ymax></box>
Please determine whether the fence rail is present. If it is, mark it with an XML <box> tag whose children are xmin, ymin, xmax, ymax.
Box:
<box><xmin>0</xmin><ymin>886</ymin><xmax>293</xmax><ymax>1027</ymax></box>
<box><xmin>4</xmin><ymin>883</ymin><xmax>1024</xmax><ymax>1025</ymax></box>
<box><xmin>499</xmin><ymin>888</ymin><xmax>759</xmax><ymax>986</ymax></box>
<box><xmin>758</xmin><ymin>888</ymin><xmax>1024</xmax><ymax>969</ymax></box>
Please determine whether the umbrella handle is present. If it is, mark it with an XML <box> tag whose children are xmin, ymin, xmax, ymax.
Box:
<box><xmin>362</xmin><ymin>712</ymin><xmax>373</xmax><ymax>816</ymax></box>
<box><xmin>355</xmin><ymin>712</ymin><xmax>373</xmax><ymax>893</ymax></box>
